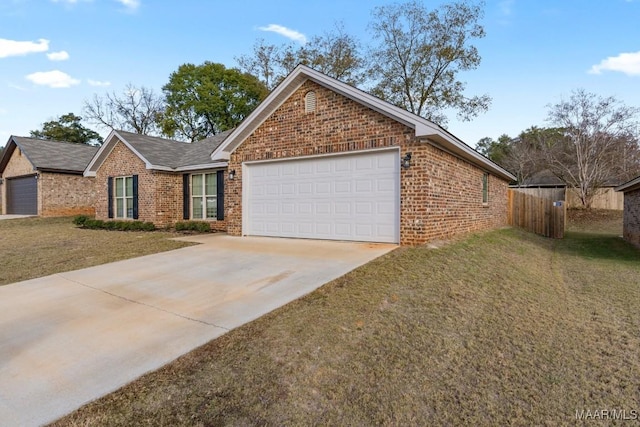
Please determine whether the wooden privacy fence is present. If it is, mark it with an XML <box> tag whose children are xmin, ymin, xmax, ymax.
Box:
<box><xmin>508</xmin><ymin>189</ymin><xmax>566</xmax><ymax>238</ymax></box>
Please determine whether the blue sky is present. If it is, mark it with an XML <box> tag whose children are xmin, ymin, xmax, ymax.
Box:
<box><xmin>1</xmin><ymin>0</ymin><xmax>639</xmax><ymax>148</ymax></box>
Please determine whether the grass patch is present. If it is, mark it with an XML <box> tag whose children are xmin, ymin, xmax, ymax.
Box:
<box><xmin>0</xmin><ymin>216</ymin><xmax>193</xmax><ymax>286</ymax></box>
<box><xmin>52</xmin><ymin>211</ymin><xmax>640</xmax><ymax>426</ymax></box>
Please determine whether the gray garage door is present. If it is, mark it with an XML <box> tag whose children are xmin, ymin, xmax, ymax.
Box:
<box><xmin>7</xmin><ymin>175</ymin><xmax>38</xmax><ymax>215</ymax></box>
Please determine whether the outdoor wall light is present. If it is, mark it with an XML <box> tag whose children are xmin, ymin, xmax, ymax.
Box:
<box><xmin>229</xmin><ymin>169</ymin><xmax>236</xmax><ymax>180</ymax></box>
<box><xmin>401</xmin><ymin>153</ymin><xmax>412</xmax><ymax>169</ymax></box>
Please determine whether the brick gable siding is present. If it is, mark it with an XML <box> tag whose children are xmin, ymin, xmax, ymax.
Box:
<box><xmin>95</xmin><ymin>141</ymin><xmax>178</xmax><ymax>226</ymax></box>
<box><xmin>623</xmin><ymin>188</ymin><xmax>640</xmax><ymax>248</ymax></box>
<box><xmin>226</xmin><ymin>80</ymin><xmax>509</xmax><ymax>245</ymax></box>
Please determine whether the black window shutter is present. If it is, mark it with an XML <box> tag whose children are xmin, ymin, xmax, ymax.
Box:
<box><xmin>182</xmin><ymin>174</ymin><xmax>190</xmax><ymax>220</ymax></box>
<box><xmin>216</xmin><ymin>170</ymin><xmax>224</xmax><ymax>221</ymax></box>
<box><xmin>107</xmin><ymin>177</ymin><xmax>114</xmax><ymax>219</ymax></box>
<box><xmin>132</xmin><ymin>175</ymin><xmax>139</xmax><ymax>219</ymax></box>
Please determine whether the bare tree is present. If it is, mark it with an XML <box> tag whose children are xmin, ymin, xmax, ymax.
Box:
<box><xmin>368</xmin><ymin>0</ymin><xmax>490</xmax><ymax>125</ymax></box>
<box><xmin>506</xmin><ymin>127</ymin><xmax>562</xmax><ymax>185</ymax></box>
<box><xmin>544</xmin><ymin>89</ymin><xmax>640</xmax><ymax>208</ymax></box>
<box><xmin>296</xmin><ymin>24</ymin><xmax>366</xmax><ymax>85</ymax></box>
<box><xmin>83</xmin><ymin>84</ymin><xmax>164</xmax><ymax>135</ymax></box>
<box><xmin>235</xmin><ymin>23</ymin><xmax>365</xmax><ymax>90</ymax></box>
<box><xmin>235</xmin><ymin>39</ymin><xmax>283</xmax><ymax>90</ymax></box>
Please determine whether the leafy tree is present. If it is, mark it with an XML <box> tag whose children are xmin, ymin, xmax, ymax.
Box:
<box><xmin>30</xmin><ymin>113</ymin><xmax>103</xmax><ymax>145</ymax></box>
<box><xmin>543</xmin><ymin>89</ymin><xmax>640</xmax><ymax>208</ymax></box>
<box><xmin>83</xmin><ymin>84</ymin><xmax>164</xmax><ymax>135</ymax></box>
<box><xmin>236</xmin><ymin>24</ymin><xmax>365</xmax><ymax>90</ymax></box>
<box><xmin>161</xmin><ymin>62</ymin><xmax>268</xmax><ymax>142</ymax></box>
<box><xmin>367</xmin><ymin>0</ymin><xmax>490</xmax><ymax>125</ymax></box>
<box><xmin>476</xmin><ymin>134</ymin><xmax>511</xmax><ymax>164</ymax></box>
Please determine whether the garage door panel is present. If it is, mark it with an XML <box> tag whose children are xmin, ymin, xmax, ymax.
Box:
<box><xmin>335</xmin><ymin>201</ymin><xmax>351</xmax><ymax>215</ymax></box>
<box><xmin>377</xmin><ymin>201</ymin><xmax>395</xmax><ymax>215</ymax></box>
<box><xmin>7</xmin><ymin>175</ymin><xmax>38</xmax><ymax>215</ymax></box>
<box><xmin>245</xmin><ymin>150</ymin><xmax>399</xmax><ymax>243</ymax></box>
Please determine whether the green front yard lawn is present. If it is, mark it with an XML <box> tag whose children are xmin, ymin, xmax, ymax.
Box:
<box><xmin>48</xmin><ymin>210</ymin><xmax>640</xmax><ymax>425</ymax></box>
<box><xmin>0</xmin><ymin>217</ymin><xmax>193</xmax><ymax>286</ymax></box>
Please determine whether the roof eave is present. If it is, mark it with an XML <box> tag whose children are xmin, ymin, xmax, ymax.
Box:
<box><xmin>1</xmin><ymin>136</ymin><xmax>38</xmax><ymax>174</ymax></box>
<box><xmin>211</xmin><ymin>65</ymin><xmax>516</xmax><ymax>182</ymax></box>
<box><xmin>37</xmin><ymin>168</ymin><xmax>85</xmax><ymax>175</ymax></box>
<box><xmin>616</xmin><ymin>176</ymin><xmax>640</xmax><ymax>192</ymax></box>
<box><xmin>0</xmin><ymin>137</ymin><xmax>18</xmax><ymax>174</ymax></box>
<box><xmin>85</xmin><ymin>130</ymin><xmax>157</xmax><ymax>174</ymax></box>
<box><xmin>175</xmin><ymin>162</ymin><xmax>228</xmax><ymax>172</ymax></box>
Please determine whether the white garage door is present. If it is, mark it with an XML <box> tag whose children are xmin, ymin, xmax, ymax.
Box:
<box><xmin>244</xmin><ymin>149</ymin><xmax>399</xmax><ymax>243</ymax></box>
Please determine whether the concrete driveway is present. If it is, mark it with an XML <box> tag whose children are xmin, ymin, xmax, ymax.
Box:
<box><xmin>0</xmin><ymin>235</ymin><xmax>395</xmax><ymax>426</ymax></box>
<box><xmin>0</xmin><ymin>215</ymin><xmax>34</xmax><ymax>220</ymax></box>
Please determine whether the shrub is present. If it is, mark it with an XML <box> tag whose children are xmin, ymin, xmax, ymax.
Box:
<box><xmin>83</xmin><ymin>219</ymin><xmax>104</xmax><ymax>229</ymax></box>
<box><xmin>75</xmin><ymin>218</ymin><xmax>156</xmax><ymax>232</ymax></box>
<box><xmin>72</xmin><ymin>214</ymin><xmax>91</xmax><ymax>226</ymax></box>
<box><xmin>174</xmin><ymin>221</ymin><xmax>211</xmax><ymax>233</ymax></box>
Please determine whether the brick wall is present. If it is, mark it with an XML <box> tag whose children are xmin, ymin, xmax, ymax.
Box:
<box><xmin>95</xmin><ymin>141</ymin><xmax>165</xmax><ymax>224</ymax></box>
<box><xmin>95</xmin><ymin>140</ymin><xmax>227</xmax><ymax>230</ymax></box>
<box><xmin>226</xmin><ymin>80</ymin><xmax>509</xmax><ymax>245</ymax></box>
<box><xmin>623</xmin><ymin>188</ymin><xmax>640</xmax><ymax>248</ymax></box>
<box><xmin>40</xmin><ymin>173</ymin><xmax>97</xmax><ymax>217</ymax></box>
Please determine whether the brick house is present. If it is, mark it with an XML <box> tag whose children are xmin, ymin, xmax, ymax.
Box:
<box><xmin>616</xmin><ymin>176</ymin><xmax>640</xmax><ymax>248</ymax></box>
<box><xmin>0</xmin><ymin>136</ymin><xmax>98</xmax><ymax>216</ymax></box>
<box><xmin>84</xmin><ymin>131</ymin><xmax>229</xmax><ymax>231</ymax></box>
<box><xmin>86</xmin><ymin>65</ymin><xmax>515</xmax><ymax>245</ymax></box>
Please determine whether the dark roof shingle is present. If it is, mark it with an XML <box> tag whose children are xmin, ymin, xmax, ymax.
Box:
<box><xmin>1</xmin><ymin>137</ymin><xmax>99</xmax><ymax>174</ymax></box>
<box><xmin>114</xmin><ymin>130</ymin><xmax>231</xmax><ymax>169</ymax></box>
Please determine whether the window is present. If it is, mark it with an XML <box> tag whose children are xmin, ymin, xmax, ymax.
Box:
<box><xmin>115</xmin><ymin>176</ymin><xmax>134</xmax><ymax>218</ymax></box>
<box><xmin>191</xmin><ymin>173</ymin><xmax>217</xmax><ymax>219</ymax></box>
<box><xmin>482</xmin><ymin>173</ymin><xmax>489</xmax><ymax>204</ymax></box>
<box><xmin>304</xmin><ymin>91</ymin><xmax>316</xmax><ymax>113</ymax></box>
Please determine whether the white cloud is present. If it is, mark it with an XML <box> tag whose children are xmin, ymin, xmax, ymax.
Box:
<box><xmin>258</xmin><ymin>24</ymin><xmax>307</xmax><ymax>44</ymax></box>
<box><xmin>115</xmin><ymin>0</ymin><xmax>140</xmax><ymax>11</ymax></box>
<box><xmin>25</xmin><ymin>70</ymin><xmax>80</xmax><ymax>88</ymax></box>
<box><xmin>0</xmin><ymin>38</ymin><xmax>49</xmax><ymax>58</ymax></box>
<box><xmin>47</xmin><ymin>50</ymin><xmax>69</xmax><ymax>61</ymax></box>
<box><xmin>589</xmin><ymin>51</ymin><xmax>640</xmax><ymax>76</ymax></box>
<box><xmin>8</xmin><ymin>83</ymin><xmax>28</xmax><ymax>91</ymax></box>
<box><xmin>87</xmin><ymin>79</ymin><xmax>111</xmax><ymax>87</ymax></box>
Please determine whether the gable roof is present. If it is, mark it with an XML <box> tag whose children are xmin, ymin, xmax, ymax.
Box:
<box><xmin>84</xmin><ymin>130</ymin><xmax>231</xmax><ymax>176</ymax></box>
<box><xmin>516</xmin><ymin>169</ymin><xmax>566</xmax><ymax>188</ymax></box>
<box><xmin>616</xmin><ymin>175</ymin><xmax>640</xmax><ymax>193</ymax></box>
<box><xmin>0</xmin><ymin>136</ymin><xmax>99</xmax><ymax>175</ymax></box>
<box><xmin>211</xmin><ymin>64</ymin><xmax>516</xmax><ymax>182</ymax></box>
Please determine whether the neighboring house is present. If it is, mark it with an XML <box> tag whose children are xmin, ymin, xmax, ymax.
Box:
<box><xmin>616</xmin><ymin>176</ymin><xmax>640</xmax><ymax>248</ymax></box>
<box><xmin>0</xmin><ymin>136</ymin><xmax>98</xmax><ymax>216</ymax></box>
<box><xmin>84</xmin><ymin>130</ymin><xmax>230</xmax><ymax>231</ymax></box>
<box><xmin>86</xmin><ymin>65</ymin><xmax>515</xmax><ymax>245</ymax></box>
<box><xmin>515</xmin><ymin>169</ymin><xmax>624</xmax><ymax>210</ymax></box>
